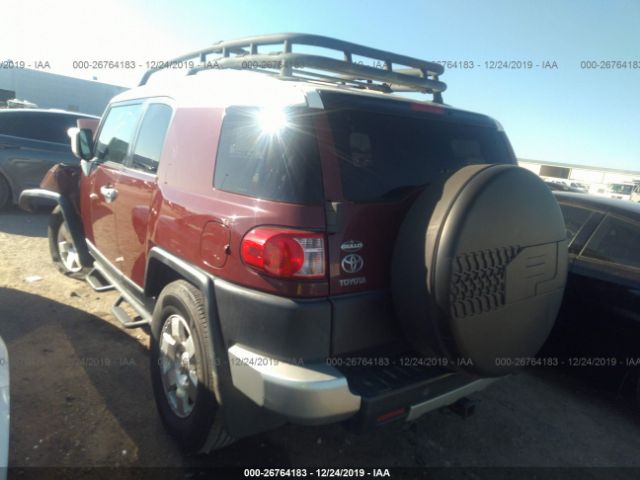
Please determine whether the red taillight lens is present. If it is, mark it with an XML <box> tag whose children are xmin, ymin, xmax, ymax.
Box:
<box><xmin>241</xmin><ymin>227</ymin><xmax>325</xmax><ymax>278</ymax></box>
<box><xmin>263</xmin><ymin>236</ymin><xmax>304</xmax><ymax>276</ymax></box>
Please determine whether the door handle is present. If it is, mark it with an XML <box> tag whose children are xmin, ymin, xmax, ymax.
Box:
<box><xmin>100</xmin><ymin>185</ymin><xmax>118</xmax><ymax>203</ymax></box>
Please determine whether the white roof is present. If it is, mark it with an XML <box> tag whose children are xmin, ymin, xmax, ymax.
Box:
<box><xmin>110</xmin><ymin>68</ymin><xmax>457</xmax><ymax>112</ymax></box>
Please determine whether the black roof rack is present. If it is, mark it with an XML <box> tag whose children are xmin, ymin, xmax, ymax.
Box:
<box><xmin>138</xmin><ymin>33</ymin><xmax>447</xmax><ymax>103</ymax></box>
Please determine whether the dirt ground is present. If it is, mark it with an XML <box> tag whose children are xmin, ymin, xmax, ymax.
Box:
<box><xmin>1</xmin><ymin>206</ymin><xmax>640</xmax><ymax>476</ymax></box>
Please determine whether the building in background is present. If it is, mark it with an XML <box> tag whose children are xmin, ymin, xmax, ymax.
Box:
<box><xmin>519</xmin><ymin>158</ymin><xmax>640</xmax><ymax>185</ymax></box>
<box><xmin>519</xmin><ymin>158</ymin><xmax>640</xmax><ymax>201</ymax></box>
<box><xmin>0</xmin><ymin>68</ymin><xmax>127</xmax><ymax>116</ymax></box>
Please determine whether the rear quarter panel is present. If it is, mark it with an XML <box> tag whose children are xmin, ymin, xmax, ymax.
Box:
<box><xmin>152</xmin><ymin>107</ymin><xmax>327</xmax><ymax>298</ymax></box>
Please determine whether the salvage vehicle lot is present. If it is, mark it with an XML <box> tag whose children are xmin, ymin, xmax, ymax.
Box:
<box><xmin>1</xmin><ymin>207</ymin><xmax>640</xmax><ymax>472</ymax></box>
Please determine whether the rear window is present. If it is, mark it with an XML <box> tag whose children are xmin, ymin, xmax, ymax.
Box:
<box><xmin>214</xmin><ymin>108</ymin><xmax>323</xmax><ymax>205</ymax></box>
<box><xmin>328</xmin><ymin>109</ymin><xmax>512</xmax><ymax>202</ymax></box>
<box><xmin>0</xmin><ymin>111</ymin><xmax>91</xmax><ymax>144</ymax></box>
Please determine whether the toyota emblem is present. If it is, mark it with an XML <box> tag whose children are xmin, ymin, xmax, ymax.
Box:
<box><xmin>341</xmin><ymin>254</ymin><xmax>364</xmax><ymax>274</ymax></box>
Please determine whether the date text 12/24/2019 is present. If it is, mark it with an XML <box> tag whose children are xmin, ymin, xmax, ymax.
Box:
<box><xmin>244</xmin><ymin>468</ymin><xmax>391</xmax><ymax>478</ymax></box>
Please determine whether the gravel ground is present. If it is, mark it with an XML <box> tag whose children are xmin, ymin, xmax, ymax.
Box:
<box><xmin>1</xmin><ymin>206</ymin><xmax>639</xmax><ymax>477</ymax></box>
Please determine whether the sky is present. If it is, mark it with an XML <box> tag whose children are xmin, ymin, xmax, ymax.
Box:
<box><xmin>2</xmin><ymin>0</ymin><xmax>639</xmax><ymax>171</ymax></box>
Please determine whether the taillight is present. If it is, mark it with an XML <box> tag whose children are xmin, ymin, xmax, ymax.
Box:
<box><xmin>241</xmin><ymin>227</ymin><xmax>325</xmax><ymax>278</ymax></box>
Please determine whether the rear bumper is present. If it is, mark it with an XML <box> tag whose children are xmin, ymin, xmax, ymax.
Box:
<box><xmin>228</xmin><ymin>344</ymin><xmax>498</xmax><ymax>427</ymax></box>
<box><xmin>228</xmin><ymin>344</ymin><xmax>361</xmax><ymax>425</ymax></box>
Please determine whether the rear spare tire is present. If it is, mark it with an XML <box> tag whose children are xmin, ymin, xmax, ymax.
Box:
<box><xmin>392</xmin><ymin>164</ymin><xmax>568</xmax><ymax>376</ymax></box>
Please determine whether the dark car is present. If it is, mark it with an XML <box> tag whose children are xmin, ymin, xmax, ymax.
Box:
<box><xmin>543</xmin><ymin>192</ymin><xmax>640</xmax><ymax>404</ymax></box>
<box><xmin>20</xmin><ymin>34</ymin><xmax>568</xmax><ymax>453</ymax></box>
<box><xmin>0</xmin><ymin>109</ymin><xmax>99</xmax><ymax>209</ymax></box>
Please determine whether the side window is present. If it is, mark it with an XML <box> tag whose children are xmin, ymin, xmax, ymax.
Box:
<box><xmin>95</xmin><ymin>104</ymin><xmax>143</xmax><ymax>164</ymax></box>
<box><xmin>582</xmin><ymin>215</ymin><xmax>640</xmax><ymax>269</ymax></box>
<box><xmin>130</xmin><ymin>104</ymin><xmax>172</xmax><ymax>174</ymax></box>
<box><xmin>558</xmin><ymin>204</ymin><xmax>592</xmax><ymax>243</ymax></box>
<box><xmin>0</xmin><ymin>113</ymin><xmax>13</xmax><ymax>135</ymax></box>
<box><xmin>0</xmin><ymin>112</ymin><xmax>32</xmax><ymax>139</ymax></box>
<box><xmin>0</xmin><ymin>112</ymin><xmax>83</xmax><ymax>143</ymax></box>
<box><xmin>36</xmin><ymin>114</ymin><xmax>86</xmax><ymax>143</ymax></box>
<box><xmin>213</xmin><ymin>108</ymin><xmax>323</xmax><ymax>204</ymax></box>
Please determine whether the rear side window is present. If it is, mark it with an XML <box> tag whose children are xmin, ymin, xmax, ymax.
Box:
<box><xmin>214</xmin><ymin>108</ymin><xmax>323</xmax><ymax>204</ymax></box>
<box><xmin>558</xmin><ymin>204</ymin><xmax>592</xmax><ymax>242</ymax></box>
<box><xmin>328</xmin><ymin>110</ymin><xmax>511</xmax><ymax>202</ymax></box>
<box><xmin>130</xmin><ymin>104</ymin><xmax>172</xmax><ymax>174</ymax></box>
<box><xmin>582</xmin><ymin>215</ymin><xmax>640</xmax><ymax>269</ymax></box>
<box><xmin>95</xmin><ymin>104</ymin><xmax>143</xmax><ymax>164</ymax></box>
<box><xmin>0</xmin><ymin>112</ymin><xmax>89</xmax><ymax>143</ymax></box>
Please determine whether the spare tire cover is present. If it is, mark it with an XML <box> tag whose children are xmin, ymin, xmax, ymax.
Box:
<box><xmin>391</xmin><ymin>164</ymin><xmax>568</xmax><ymax>376</ymax></box>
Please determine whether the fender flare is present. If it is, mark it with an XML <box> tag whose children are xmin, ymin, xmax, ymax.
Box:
<box><xmin>145</xmin><ymin>247</ymin><xmax>228</xmax><ymax>402</ymax></box>
<box><xmin>144</xmin><ymin>247</ymin><xmax>285</xmax><ymax>438</ymax></box>
<box><xmin>19</xmin><ymin>188</ymin><xmax>93</xmax><ymax>267</ymax></box>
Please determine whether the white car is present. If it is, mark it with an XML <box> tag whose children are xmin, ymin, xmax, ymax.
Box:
<box><xmin>590</xmin><ymin>182</ymin><xmax>635</xmax><ymax>201</ymax></box>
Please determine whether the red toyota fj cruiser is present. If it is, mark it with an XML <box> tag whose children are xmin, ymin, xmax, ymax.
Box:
<box><xmin>21</xmin><ymin>34</ymin><xmax>568</xmax><ymax>453</ymax></box>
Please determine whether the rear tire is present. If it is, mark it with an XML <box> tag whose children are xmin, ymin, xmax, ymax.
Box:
<box><xmin>150</xmin><ymin>280</ymin><xmax>234</xmax><ymax>453</ymax></box>
<box><xmin>48</xmin><ymin>206</ymin><xmax>90</xmax><ymax>279</ymax></box>
<box><xmin>0</xmin><ymin>174</ymin><xmax>10</xmax><ymax>210</ymax></box>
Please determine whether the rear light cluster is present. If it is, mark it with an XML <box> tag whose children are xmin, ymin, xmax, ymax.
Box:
<box><xmin>241</xmin><ymin>227</ymin><xmax>325</xmax><ymax>278</ymax></box>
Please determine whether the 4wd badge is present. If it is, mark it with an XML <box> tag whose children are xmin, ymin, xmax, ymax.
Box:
<box><xmin>341</xmin><ymin>254</ymin><xmax>364</xmax><ymax>274</ymax></box>
<box><xmin>340</xmin><ymin>240</ymin><xmax>363</xmax><ymax>252</ymax></box>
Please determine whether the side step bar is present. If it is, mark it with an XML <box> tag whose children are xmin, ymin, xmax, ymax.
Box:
<box><xmin>88</xmin><ymin>261</ymin><xmax>152</xmax><ymax>329</ymax></box>
<box><xmin>111</xmin><ymin>296</ymin><xmax>151</xmax><ymax>329</ymax></box>
<box><xmin>86</xmin><ymin>268</ymin><xmax>115</xmax><ymax>292</ymax></box>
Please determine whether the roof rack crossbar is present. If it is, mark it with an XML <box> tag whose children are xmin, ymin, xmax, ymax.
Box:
<box><xmin>138</xmin><ymin>33</ymin><xmax>447</xmax><ymax>102</ymax></box>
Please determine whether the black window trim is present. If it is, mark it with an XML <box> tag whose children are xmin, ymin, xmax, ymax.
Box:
<box><xmin>569</xmin><ymin>210</ymin><xmax>605</xmax><ymax>256</ymax></box>
<box><xmin>557</xmin><ymin>201</ymin><xmax>602</xmax><ymax>254</ymax></box>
